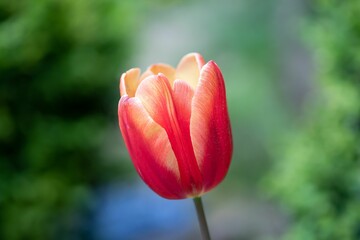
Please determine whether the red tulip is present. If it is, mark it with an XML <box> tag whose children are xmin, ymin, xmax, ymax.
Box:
<box><xmin>118</xmin><ymin>53</ymin><xmax>232</xmax><ymax>199</ymax></box>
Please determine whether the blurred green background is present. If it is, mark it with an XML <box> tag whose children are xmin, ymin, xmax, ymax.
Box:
<box><xmin>0</xmin><ymin>0</ymin><xmax>359</xmax><ymax>239</ymax></box>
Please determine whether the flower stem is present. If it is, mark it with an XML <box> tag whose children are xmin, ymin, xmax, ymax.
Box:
<box><xmin>193</xmin><ymin>197</ymin><xmax>211</xmax><ymax>240</ymax></box>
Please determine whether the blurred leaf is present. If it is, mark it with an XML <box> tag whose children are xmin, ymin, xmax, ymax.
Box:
<box><xmin>267</xmin><ymin>0</ymin><xmax>360</xmax><ymax>239</ymax></box>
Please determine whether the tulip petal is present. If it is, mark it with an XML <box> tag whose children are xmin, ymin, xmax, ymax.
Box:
<box><xmin>176</xmin><ymin>53</ymin><xmax>205</xmax><ymax>90</ymax></box>
<box><xmin>140</xmin><ymin>64</ymin><xmax>176</xmax><ymax>86</ymax></box>
<box><xmin>118</xmin><ymin>96</ymin><xmax>184</xmax><ymax>199</ymax></box>
<box><xmin>190</xmin><ymin>61</ymin><xmax>233</xmax><ymax>190</ymax></box>
<box><xmin>173</xmin><ymin>79</ymin><xmax>194</xmax><ymax>128</ymax></box>
<box><xmin>149</xmin><ymin>63</ymin><xmax>176</xmax><ymax>84</ymax></box>
<box><xmin>135</xmin><ymin>74</ymin><xmax>174</xmax><ymax>128</ymax></box>
<box><xmin>136</xmin><ymin>74</ymin><xmax>203</xmax><ymax>195</ymax></box>
<box><xmin>120</xmin><ymin>68</ymin><xmax>141</xmax><ymax>97</ymax></box>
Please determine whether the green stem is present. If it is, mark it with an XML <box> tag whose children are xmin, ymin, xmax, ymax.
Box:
<box><xmin>193</xmin><ymin>197</ymin><xmax>211</xmax><ymax>240</ymax></box>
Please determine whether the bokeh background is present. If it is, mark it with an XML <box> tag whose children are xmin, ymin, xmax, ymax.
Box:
<box><xmin>0</xmin><ymin>0</ymin><xmax>359</xmax><ymax>239</ymax></box>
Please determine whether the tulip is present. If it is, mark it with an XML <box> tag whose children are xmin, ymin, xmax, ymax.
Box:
<box><xmin>118</xmin><ymin>53</ymin><xmax>232</xmax><ymax>200</ymax></box>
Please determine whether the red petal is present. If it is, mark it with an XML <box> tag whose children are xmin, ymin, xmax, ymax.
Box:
<box><xmin>190</xmin><ymin>61</ymin><xmax>233</xmax><ymax>191</ymax></box>
<box><xmin>118</xmin><ymin>96</ymin><xmax>184</xmax><ymax>199</ymax></box>
<box><xmin>173</xmin><ymin>79</ymin><xmax>194</xmax><ymax>128</ymax></box>
<box><xmin>135</xmin><ymin>74</ymin><xmax>203</xmax><ymax>196</ymax></box>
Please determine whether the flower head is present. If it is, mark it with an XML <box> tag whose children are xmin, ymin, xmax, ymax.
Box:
<box><xmin>118</xmin><ymin>53</ymin><xmax>232</xmax><ymax>199</ymax></box>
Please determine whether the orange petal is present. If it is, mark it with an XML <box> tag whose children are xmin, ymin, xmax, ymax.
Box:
<box><xmin>148</xmin><ymin>63</ymin><xmax>176</xmax><ymax>85</ymax></box>
<box><xmin>176</xmin><ymin>53</ymin><xmax>205</xmax><ymax>90</ymax></box>
<box><xmin>139</xmin><ymin>69</ymin><xmax>153</xmax><ymax>81</ymax></box>
<box><xmin>190</xmin><ymin>61</ymin><xmax>233</xmax><ymax>190</ymax></box>
<box><xmin>118</xmin><ymin>96</ymin><xmax>183</xmax><ymax>198</ymax></box>
<box><xmin>120</xmin><ymin>68</ymin><xmax>141</xmax><ymax>97</ymax></box>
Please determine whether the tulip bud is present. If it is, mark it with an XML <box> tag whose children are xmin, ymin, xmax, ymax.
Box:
<box><xmin>118</xmin><ymin>53</ymin><xmax>232</xmax><ymax>199</ymax></box>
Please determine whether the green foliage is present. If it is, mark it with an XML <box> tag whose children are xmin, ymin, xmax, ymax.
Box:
<box><xmin>0</xmin><ymin>0</ymin><xmax>139</xmax><ymax>239</ymax></box>
<box><xmin>269</xmin><ymin>0</ymin><xmax>360</xmax><ymax>239</ymax></box>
